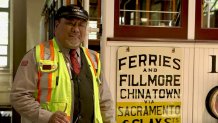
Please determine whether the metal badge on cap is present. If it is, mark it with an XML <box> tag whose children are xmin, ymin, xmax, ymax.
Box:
<box><xmin>72</xmin><ymin>8</ymin><xmax>83</xmax><ymax>13</ymax></box>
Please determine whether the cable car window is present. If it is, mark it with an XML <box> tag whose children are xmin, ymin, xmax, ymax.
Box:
<box><xmin>202</xmin><ymin>0</ymin><xmax>218</xmax><ymax>28</ymax></box>
<box><xmin>119</xmin><ymin>0</ymin><xmax>181</xmax><ymax>27</ymax></box>
<box><xmin>195</xmin><ymin>0</ymin><xmax>218</xmax><ymax>40</ymax></box>
<box><xmin>113</xmin><ymin>0</ymin><xmax>188</xmax><ymax>39</ymax></box>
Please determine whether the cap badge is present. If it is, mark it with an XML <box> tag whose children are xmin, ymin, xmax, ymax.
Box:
<box><xmin>72</xmin><ymin>9</ymin><xmax>83</xmax><ymax>13</ymax></box>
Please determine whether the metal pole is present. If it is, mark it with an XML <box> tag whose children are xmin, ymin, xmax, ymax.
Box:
<box><xmin>205</xmin><ymin>0</ymin><xmax>211</xmax><ymax>28</ymax></box>
<box><xmin>84</xmin><ymin>0</ymin><xmax>89</xmax><ymax>48</ymax></box>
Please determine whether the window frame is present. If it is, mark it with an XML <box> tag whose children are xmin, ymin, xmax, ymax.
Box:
<box><xmin>114</xmin><ymin>0</ymin><xmax>188</xmax><ymax>39</ymax></box>
<box><xmin>195</xmin><ymin>0</ymin><xmax>218</xmax><ymax>40</ymax></box>
<box><xmin>0</xmin><ymin>2</ymin><xmax>10</xmax><ymax>69</ymax></box>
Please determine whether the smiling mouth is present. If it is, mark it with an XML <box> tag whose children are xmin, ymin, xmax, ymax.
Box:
<box><xmin>69</xmin><ymin>36</ymin><xmax>80</xmax><ymax>40</ymax></box>
<box><xmin>69</xmin><ymin>33</ymin><xmax>80</xmax><ymax>37</ymax></box>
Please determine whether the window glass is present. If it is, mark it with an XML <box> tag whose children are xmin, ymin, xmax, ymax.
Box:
<box><xmin>0</xmin><ymin>45</ymin><xmax>7</xmax><ymax>55</ymax></box>
<box><xmin>202</xmin><ymin>0</ymin><xmax>218</xmax><ymax>28</ymax></box>
<box><xmin>0</xmin><ymin>56</ymin><xmax>7</xmax><ymax>67</ymax></box>
<box><xmin>0</xmin><ymin>0</ymin><xmax>9</xmax><ymax>8</ymax></box>
<box><xmin>119</xmin><ymin>0</ymin><xmax>181</xmax><ymax>27</ymax></box>
<box><xmin>0</xmin><ymin>12</ymin><xmax>8</xmax><ymax>45</ymax></box>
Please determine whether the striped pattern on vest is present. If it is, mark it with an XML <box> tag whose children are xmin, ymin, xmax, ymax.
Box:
<box><xmin>35</xmin><ymin>38</ymin><xmax>103</xmax><ymax>123</ymax></box>
<box><xmin>35</xmin><ymin>39</ymin><xmax>72</xmax><ymax>120</ymax></box>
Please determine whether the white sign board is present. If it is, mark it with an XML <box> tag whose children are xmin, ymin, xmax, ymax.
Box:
<box><xmin>117</xmin><ymin>47</ymin><xmax>183</xmax><ymax>123</ymax></box>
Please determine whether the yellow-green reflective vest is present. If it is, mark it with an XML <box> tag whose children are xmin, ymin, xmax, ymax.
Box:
<box><xmin>35</xmin><ymin>38</ymin><xmax>103</xmax><ymax>122</ymax></box>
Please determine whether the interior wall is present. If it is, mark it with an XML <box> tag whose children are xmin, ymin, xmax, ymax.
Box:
<box><xmin>26</xmin><ymin>0</ymin><xmax>44</xmax><ymax>50</ymax></box>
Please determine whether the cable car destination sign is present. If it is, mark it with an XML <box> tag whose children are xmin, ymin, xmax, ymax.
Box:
<box><xmin>117</xmin><ymin>47</ymin><xmax>183</xmax><ymax>123</ymax></box>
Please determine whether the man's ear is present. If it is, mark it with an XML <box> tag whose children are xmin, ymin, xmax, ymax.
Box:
<box><xmin>55</xmin><ymin>20</ymin><xmax>60</xmax><ymax>28</ymax></box>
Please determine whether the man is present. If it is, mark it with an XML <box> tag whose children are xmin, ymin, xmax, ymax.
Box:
<box><xmin>10</xmin><ymin>4</ymin><xmax>114</xmax><ymax>123</ymax></box>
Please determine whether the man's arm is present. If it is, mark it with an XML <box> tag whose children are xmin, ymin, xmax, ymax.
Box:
<box><xmin>10</xmin><ymin>49</ymin><xmax>53</xmax><ymax>123</ymax></box>
<box><xmin>99</xmin><ymin>73</ymin><xmax>115</xmax><ymax>123</ymax></box>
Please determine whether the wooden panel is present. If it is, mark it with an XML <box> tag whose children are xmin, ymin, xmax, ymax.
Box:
<box><xmin>193</xmin><ymin>47</ymin><xmax>218</xmax><ymax>123</ymax></box>
<box><xmin>182</xmin><ymin>47</ymin><xmax>194</xmax><ymax>123</ymax></box>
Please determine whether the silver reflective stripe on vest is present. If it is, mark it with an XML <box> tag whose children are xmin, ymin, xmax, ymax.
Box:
<box><xmin>36</xmin><ymin>41</ymin><xmax>55</xmax><ymax>103</ymax></box>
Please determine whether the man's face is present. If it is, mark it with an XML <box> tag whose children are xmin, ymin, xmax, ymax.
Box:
<box><xmin>55</xmin><ymin>18</ymin><xmax>87</xmax><ymax>49</ymax></box>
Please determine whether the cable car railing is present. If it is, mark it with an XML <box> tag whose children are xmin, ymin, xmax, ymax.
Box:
<box><xmin>119</xmin><ymin>9</ymin><xmax>180</xmax><ymax>27</ymax></box>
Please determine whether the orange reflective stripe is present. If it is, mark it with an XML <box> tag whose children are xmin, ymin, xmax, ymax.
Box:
<box><xmin>95</xmin><ymin>52</ymin><xmax>99</xmax><ymax>68</ymax></box>
<box><xmin>66</xmin><ymin>116</ymin><xmax>71</xmax><ymax>121</ymax></box>
<box><xmin>95</xmin><ymin>52</ymin><xmax>100</xmax><ymax>77</ymax></box>
<box><xmin>40</xmin><ymin>44</ymin><xmax>44</xmax><ymax>59</ymax></box>
<box><xmin>85</xmin><ymin>49</ymin><xmax>96</xmax><ymax>75</ymax></box>
<box><xmin>47</xmin><ymin>41</ymin><xmax>54</xmax><ymax>102</ymax></box>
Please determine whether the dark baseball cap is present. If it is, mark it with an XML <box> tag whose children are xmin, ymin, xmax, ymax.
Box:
<box><xmin>55</xmin><ymin>4</ymin><xmax>89</xmax><ymax>21</ymax></box>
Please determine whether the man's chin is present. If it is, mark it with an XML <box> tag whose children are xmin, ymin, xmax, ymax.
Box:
<box><xmin>67</xmin><ymin>43</ymin><xmax>80</xmax><ymax>49</ymax></box>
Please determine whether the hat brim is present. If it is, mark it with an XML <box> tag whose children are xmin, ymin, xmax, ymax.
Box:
<box><xmin>64</xmin><ymin>15</ymin><xmax>88</xmax><ymax>21</ymax></box>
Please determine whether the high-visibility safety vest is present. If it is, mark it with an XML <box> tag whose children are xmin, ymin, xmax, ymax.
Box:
<box><xmin>35</xmin><ymin>38</ymin><xmax>103</xmax><ymax>122</ymax></box>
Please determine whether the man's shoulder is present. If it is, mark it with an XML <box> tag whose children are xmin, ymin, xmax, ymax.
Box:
<box><xmin>89</xmin><ymin>49</ymin><xmax>98</xmax><ymax>54</ymax></box>
<box><xmin>81</xmin><ymin>47</ymin><xmax>100</xmax><ymax>61</ymax></box>
<box><xmin>85</xmin><ymin>48</ymin><xmax>99</xmax><ymax>55</ymax></box>
<box><xmin>35</xmin><ymin>40</ymin><xmax>52</xmax><ymax>54</ymax></box>
<box><xmin>36</xmin><ymin>40</ymin><xmax>50</xmax><ymax>47</ymax></box>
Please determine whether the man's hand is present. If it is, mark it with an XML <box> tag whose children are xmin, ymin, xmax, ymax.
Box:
<box><xmin>48</xmin><ymin>111</ymin><xmax>70</xmax><ymax>123</ymax></box>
